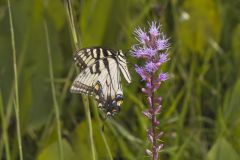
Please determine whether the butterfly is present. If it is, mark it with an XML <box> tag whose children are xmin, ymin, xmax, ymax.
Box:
<box><xmin>70</xmin><ymin>47</ymin><xmax>131</xmax><ymax>117</ymax></box>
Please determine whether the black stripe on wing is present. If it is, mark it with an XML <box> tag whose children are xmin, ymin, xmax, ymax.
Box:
<box><xmin>70</xmin><ymin>81</ymin><xmax>95</xmax><ymax>95</ymax></box>
<box><xmin>73</xmin><ymin>47</ymin><xmax>117</xmax><ymax>70</ymax></box>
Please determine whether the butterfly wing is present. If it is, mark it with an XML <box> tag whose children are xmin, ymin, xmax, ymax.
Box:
<box><xmin>70</xmin><ymin>57</ymin><xmax>106</xmax><ymax>95</ymax></box>
<box><xmin>73</xmin><ymin>47</ymin><xmax>116</xmax><ymax>70</ymax></box>
<box><xmin>94</xmin><ymin>58</ymin><xmax>123</xmax><ymax>115</ymax></box>
<box><xmin>71</xmin><ymin>47</ymin><xmax>116</xmax><ymax>95</ymax></box>
<box><xmin>71</xmin><ymin>57</ymin><xmax>121</xmax><ymax>95</ymax></box>
<box><xmin>70</xmin><ymin>66</ymin><xmax>98</xmax><ymax>95</ymax></box>
<box><xmin>71</xmin><ymin>47</ymin><xmax>130</xmax><ymax>116</ymax></box>
<box><xmin>97</xmin><ymin>58</ymin><xmax>122</xmax><ymax>100</ymax></box>
<box><xmin>116</xmin><ymin>50</ymin><xmax>132</xmax><ymax>84</ymax></box>
<box><xmin>71</xmin><ymin>57</ymin><xmax>123</xmax><ymax>116</ymax></box>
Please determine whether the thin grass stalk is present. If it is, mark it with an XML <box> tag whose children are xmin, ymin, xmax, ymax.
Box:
<box><xmin>0</xmin><ymin>38</ymin><xmax>28</xmax><ymax>158</ymax></box>
<box><xmin>64</xmin><ymin>1</ymin><xmax>96</xmax><ymax>160</ymax></box>
<box><xmin>65</xmin><ymin>0</ymin><xmax>79</xmax><ymax>49</ymax></box>
<box><xmin>92</xmin><ymin>100</ymin><xmax>113</xmax><ymax>160</ymax></box>
<box><xmin>100</xmin><ymin>129</ymin><xmax>113</xmax><ymax>160</ymax></box>
<box><xmin>0</xmin><ymin>28</ymin><xmax>29</xmax><ymax>158</ymax></box>
<box><xmin>0</xmin><ymin>92</ymin><xmax>11</xmax><ymax>160</ymax></box>
<box><xmin>0</xmin><ymin>94</ymin><xmax>13</xmax><ymax>159</ymax></box>
<box><xmin>60</xmin><ymin>65</ymin><xmax>75</xmax><ymax>104</ymax></box>
<box><xmin>0</xmin><ymin>139</ymin><xmax>4</xmax><ymax>159</ymax></box>
<box><xmin>7</xmin><ymin>0</ymin><xmax>23</xmax><ymax>159</ymax></box>
<box><xmin>106</xmin><ymin>122</ymin><xmax>135</xmax><ymax>160</ymax></box>
<box><xmin>83</xmin><ymin>97</ymin><xmax>97</xmax><ymax>160</ymax></box>
<box><xmin>44</xmin><ymin>21</ymin><xmax>64</xmax><ymax>160</ymax></box>
<box><xmin>38</xmin><ymin>57</ymin><xmax>74</xmax><ymax>151</ymax></box>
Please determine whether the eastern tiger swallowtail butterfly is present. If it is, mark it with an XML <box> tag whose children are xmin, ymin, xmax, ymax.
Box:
<box><xmin>70</xmin><ymin>47</ymin><xmax>131</xmax><ymax>117</ymax></box>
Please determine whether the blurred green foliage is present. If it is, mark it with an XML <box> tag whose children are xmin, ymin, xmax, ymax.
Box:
<box><xmin>0</xmin><ymin>0</ymin><xmax>240</xmax><ymax>159</ymax></box>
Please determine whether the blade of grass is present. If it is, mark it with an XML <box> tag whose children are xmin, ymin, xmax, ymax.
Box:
<box><xmin>60</xmin><ymin>64</ymin><xmax>75</xmax><ymax>104</ymax></box>
<box><xmin>7</xmin><ymin>0</ymin><xmax>23</xmax><ymax>159</ymax></box>
<box><xmin>83</xmin><ymin>96</ymin><xmax>97</xmax><ymax>160</ymax></box>
<box><xmin>64</xmin><ymin>0</ymin><xmax>80</xmax><ymax>49</ymax></box>
<box><xmin>44</xmin><ymin>21</ymin><xmax>64</xmax><ymax>160</ymax></box>
<box><xmin>0</xmin><ymin>93</ymin><xmax>14</xmax><ymax>159</ymax></box>
<box><xmin>106</xmin><ymin>122</ymin><xmax>135</xmax><ymax>160</ymax></box>
<box><xmin>91</xmin><ymin>100</ymin><xmax>113</xmax><ymax>160</ymax></box>
<box><xmin>65</xmin><ymin>1</ymin><xmax>96</xmax><ymax>160</ymax></box>
<box><xmin>0</xmin><ymin>92</ymin><xmax>11</xmax><ymax>160</ymax></box>
<box><xmin>0</xmin><ymin>23</ymin><xmax>29</xmax><ymax>158</ymax></box>
<box><xmin>109</xmin><ymin>120</ymin><xmax>142</xmax><ymax>144</ymax></box>
<box><xmin>99</xmin><ymin>126</ymin><xmax>113</xmax><ymax>160</ymax></box>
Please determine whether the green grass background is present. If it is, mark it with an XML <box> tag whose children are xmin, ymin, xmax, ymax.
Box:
<box><xmin>0</xmin><ymin>0</ymin><xmax>240</xmax><ymax>159</ymax></box>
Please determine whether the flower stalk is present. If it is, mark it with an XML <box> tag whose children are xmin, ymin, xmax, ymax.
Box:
<box><xmin>131</xmin><ymin>22</ymin><xmax>170</xmax><ymax>160</ymax></box>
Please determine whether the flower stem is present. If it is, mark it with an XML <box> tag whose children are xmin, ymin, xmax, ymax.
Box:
<box><xmin>150</xmin><ymin>74</ymin><xmax>157</xmax><ymax>160</ymax></box>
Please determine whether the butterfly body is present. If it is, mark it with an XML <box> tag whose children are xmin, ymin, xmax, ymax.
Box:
<box><xmin>70</xmin><ymin>47</ymin><xmax>131</xmax><ymax>117</ymax></box>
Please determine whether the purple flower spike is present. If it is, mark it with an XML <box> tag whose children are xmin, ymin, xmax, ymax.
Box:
<box><xmin>145</xmin><ymin>62</ymin><xmax>158</xmax><ymax>73</ymax></box>
<box><xmin>159</xmin><ymin>53</ymin><xmax>169</xmax><ymax>64</ymax></box>
<box><xmin>157</xmin><ymin>38</ymin><xmax>169</xmax><ymax>51</ymax></box>
<box><xmin>131</xmin><ymin>47</ymin><xmax>144</xmax><ymax>58</ymax></box>
<box><xmin>143</xmin><ymin>110</ymin><xmax>152</xmax><ymax>119</ymax></box>
<box><xmin>131</xmin><ymin>21</ymin><xmax>170</xmax><ymax>160</ymax></box>
<box><xmin>135</xmin><ymin>66</ymin><xmax>150</xmax><ymax>81</ymax></box>
<box><xmin>146</xmin><ymin>149</ymin><xmax>153</xmax><ymax>157</ymax></box>
<box><xmin>149</xmin><ymin>21</ymin><xmax>160</xmax><ymax>37</ymax></box>
<box><xmin>154</xmin><ymin>105</ymin><xmax>162</xmax><ymax>114</ymax></box>
<box><xmin>158</xmin><ymin>72</ymin><xmax>169</xmax><ymax>82</ymax></box>
<box><xmin>156</xmin><ymin>132</ymin><xmax>164</xmax><ymax>139</ymax></box>
<box><xmin>144</xmin><ymin>48</ymin><xmax>157</xmax><ymax>58</ymax></box>
<box><xmin>148</xmin><ymin>133</ymin><xmax>154</xmax><ymax>143</ymax></box>
<box><xmin>156</xmin><ymin>144</ymin><xmax>164</xmax><ymax>152</ymax></box>
<box><xmin>147</xmin><ymin>97</ymin><xmax>152</xmax><ymax>106</ymax></box>
<box><xmin>135</xmin><ymin>27</ymin><xmax>149</xmax><ymax>44</ymax></box>
<box><xmin>132</xmin><ymin>47</ymin><xmax>148</xmax><ymax>58</ymax></box>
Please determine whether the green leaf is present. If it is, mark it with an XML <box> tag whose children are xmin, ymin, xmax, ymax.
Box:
<box><xmin>71</xmin><ymin>119</ymin><xmax>117</xmax><ymax>159</ymax></box>
<box><xmin>37</xmin><ymin>140</ymin><xmax>76</xmax><ymax>160</ymax></box>
<box><xmin>223</xmin><ymin>79</ymin><xmax>240</xmax><ymax>127</ymax></box>
<box><xmin>207</xmin><ymin>137</ymin><xmax>240</xmax><ymax>160</ymax></box>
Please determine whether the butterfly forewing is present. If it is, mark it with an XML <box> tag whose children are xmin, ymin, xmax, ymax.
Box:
<box><xmin>117</xmin><ymin>51</ymin><xmax>132</xmax><ymax>84</ymax></box>
<box><xmin>73</xmin><ymin>47</ymin><xmax>116</xmax><ymax>69</ymax></box>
